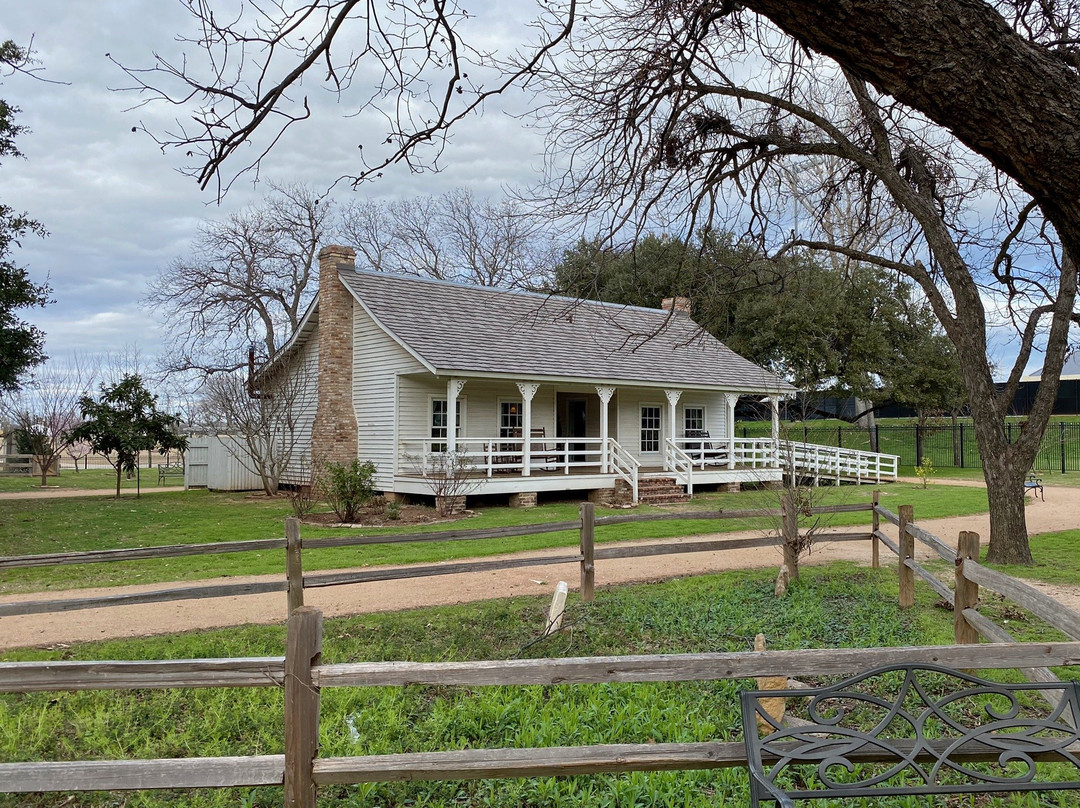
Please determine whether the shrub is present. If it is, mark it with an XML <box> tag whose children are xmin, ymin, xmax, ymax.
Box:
<box><xmin>914</xmin><ymin>456</ymin><xmax>935</xmax><ymax>488</ymax></box>
<box><xmin>385</xmin><ymin>500</ymin><xmax>401</xmax><ymax>520</ymax></box>
<box><xmin>319</xmin><ymin>459</ymin><xmax>378</xmax><ymax>523</ymax></box>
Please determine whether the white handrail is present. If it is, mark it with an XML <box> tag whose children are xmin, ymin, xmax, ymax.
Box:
<box><xmin>664</xmin><ymin>438</ymin><xmax>694</xmax><ymax>498</ymax></box>
<box><xmin>607</xmin><ymin>438</ymin><xmax>640</xmax><ymax>502</ymax></box>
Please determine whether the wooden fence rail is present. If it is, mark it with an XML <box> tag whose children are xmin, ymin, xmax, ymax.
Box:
<box><xmin>0</xmin><ymin>499</ymin><xmax>870</xmax><ymax>618</ymax></box>
<box><xmin>3</xmin><ymin>628</ymin><xmax>1079</xmax><ymax>797</ymax></box>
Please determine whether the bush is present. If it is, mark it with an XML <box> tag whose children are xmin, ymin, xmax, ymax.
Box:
<box><xmin>319</xmin><ymin>459</ymin><xmax>377</xmax><ymax>523</ymax></box>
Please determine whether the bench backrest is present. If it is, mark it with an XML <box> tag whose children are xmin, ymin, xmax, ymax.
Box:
<box><xmin>741</xmin><ymin>663</ymin><xmax>1080</xmax><ymax>806</ymax></box>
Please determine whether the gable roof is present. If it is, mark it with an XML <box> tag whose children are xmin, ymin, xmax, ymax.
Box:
<box><xmin>338</xmin><ymin>269</ymin><xmax>793</xmax><ymax>393</ymax></box>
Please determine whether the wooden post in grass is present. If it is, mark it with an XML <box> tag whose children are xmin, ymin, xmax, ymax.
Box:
<box><xmin>286</xmin><ymin>518</ymin><xmax>304</xmax><ymax>614</ymax></box>
<box><xmin>898</xmin><ymin>505</ymin><xmax>914</xmax><ymax>608</ymax></box>
<box><xmin>871</xmin><ymin>490</ymin><xmax>880</xmax><ymax>570</ymax></box>
<box><xmin>781</xmin><ymin>488</ymin><xmax>799</xmax><ymax>581</ymax></box>
<box><xmin>579</xmin><ymin>502</ymin><xmax>595</xmax><ymax>602</ymax></box>
<box><xmin>954</xmin><ymin>531</ymin><xmax>981</xmax><ymax>645</ymax></box>
<box><xmin>285</xmin><ymin>606</ymin><xmax>322</xmax><ymax>808</ymax></box>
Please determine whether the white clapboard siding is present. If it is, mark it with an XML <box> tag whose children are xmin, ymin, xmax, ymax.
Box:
<box><xmin>281</xmin><ymin>337</ymin><xmax>320</xmax><ymax>485</ymax></box>
<box><xmin>353</xmin><ymin>305</ymin><xmax>426</xmax><ymax>489</ymax></box>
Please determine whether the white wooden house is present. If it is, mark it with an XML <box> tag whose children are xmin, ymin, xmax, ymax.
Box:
<box><xmin>266</xmin><ymin>245</ymin><xmax>798</xmax><ymax>507</ymax></box>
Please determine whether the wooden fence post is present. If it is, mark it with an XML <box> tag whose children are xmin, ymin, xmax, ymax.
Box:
<box><xmin>954</xmin><ymin>531</ymin><xmax>981</xmax><ymax>645</ymax></box>
<box><xmin>871</xmin><ymin>490</ymin><xmax>880</xmax><ymax>570</ymax></box>
<box><xmin>898</xmin><ymin>505</ymin><xmax>914</xmax><ymax>608</ymax></box>
<box><xmin>782</xmin><ymin>488</ymin><xmax>799</xmax><ymax>581</ymax></box>
<box><xmin>579</xmin><ymin>502</ymin><xmax>595</xmax><ymax>602</ymax></box>
<box><xmin>285</xmin><ymin>606</ymin><xmax>322</xmax><ymax>808</ymax></box>
<box><xmin>286</xmin><ymin>518</ymin><xmax>304</xmax><ymax>614</ymax></box>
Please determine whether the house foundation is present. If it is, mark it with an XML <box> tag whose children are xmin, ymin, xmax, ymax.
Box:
<box><xmin>724</xmin><ymin>482</ymin><xmax>742</xmax><ymax>493</ymax></box>
<box><xmin>508</xmin><ymin>491</ymin><xmax>538</xmax><ymax>508</ymax></box>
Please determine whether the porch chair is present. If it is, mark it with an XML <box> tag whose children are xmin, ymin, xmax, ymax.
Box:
<box><xmin>685</xmin><ymin>429</ymin><xmax>726</xmax><ymax>466</ymax></box>
<box><xmin>530</xmin><ymin>427</ymin><xmax>563</xmax><ymax>470</ymax></box>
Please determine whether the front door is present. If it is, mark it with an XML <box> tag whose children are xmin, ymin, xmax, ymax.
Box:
<box><xmin>569</xmin><ymin>399</ymin><xmax>588</xmax><ymax>462</ymax></box>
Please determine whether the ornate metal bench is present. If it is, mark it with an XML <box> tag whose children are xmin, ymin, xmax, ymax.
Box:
<box><xmin>741</xmin><ymin>663</ymin><xmax>1080</xmax><ymax>807</ymax></box>
<box><xmin>1025</xmin><ymin>472</ymin><xmax>1045</xmax><ymax>501</ymax></box>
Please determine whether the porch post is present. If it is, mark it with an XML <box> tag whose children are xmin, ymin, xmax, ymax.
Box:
<box><xmin>726</xmin><ymin>394</ymin><xmax>737</xmax><ymax>470</ymax></box>
<box><xmin>446</xmin><ymin>378</ymin><xmax>466</xmax><ymax>453</ymax></box>
<box><xmin>770</xmin><ymin>396</ymin><xmax>781</xmax><ymax>468</ymax></box>
<box><xmin>596</xmin><ymin>386</ymin><xmax>615</xmax><ymax>473</ymax></box>
<box><xmin>664</xmin><ymin>389</ymin><xmax>682</xmax><ymax>471</ymax></box>
<box><xmin>516</xmin><ymin>382</ymin><xmax>540</xmax><ymax>476</ymax></box>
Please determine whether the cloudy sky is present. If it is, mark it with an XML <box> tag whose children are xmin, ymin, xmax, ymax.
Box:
<box><xmin>1</xmin><ymin>2</ymin><xmax>1054</xmax><ymax>386</ymax></box>
<box><xmin>3</xmin><ymin>0</ymin><xmax>549</xmax><ymax>371</ymax></box>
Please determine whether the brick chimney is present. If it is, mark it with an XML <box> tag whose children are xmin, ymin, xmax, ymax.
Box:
<box><xmin>661</xmin><ymin>296</ymin><xmax>692</xmax><ymax>316</ymax></box>
<box><xmin>310</xmin><ymin>245</ymin><xmax>358</xmax><ymax>466</ymax></box>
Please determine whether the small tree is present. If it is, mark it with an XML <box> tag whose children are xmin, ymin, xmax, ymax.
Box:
<box><xmin>68</xmin><ymin>375</ymin><xmax>188</xmax><ymax>497</ymax></box>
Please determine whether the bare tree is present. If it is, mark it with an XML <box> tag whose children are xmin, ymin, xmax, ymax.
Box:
<box><xmin>197</xmin><ymin>351</ymin><xmax>317</xmax><ymax>496</ymax></box>
<box><xmin>339</xmin><ymin>188</ymin><xmax>556</xmax><ymax>289</ymax></box>
<box><xmin>0</xmin><ymin>356</ymin><xmax>97</xmax><ymax>486</ymax></box>
<box><xmin>144</xmin><ymin>183</ymin><xmax>333</xmax><ymax>378</ymax></box>
<box><xmin>120</xmin><ymin>0</ymin><xmax>1080</xmax><ymax>563</ymax></box>
<box><xmin>524</xmin><ymin>6</ymin><xmax>1074</xmax><ymax>564</ymax></box>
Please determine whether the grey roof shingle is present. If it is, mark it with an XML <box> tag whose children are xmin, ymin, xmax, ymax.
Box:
<box><xmin>338</xmin><ymin>269</ymin><xmax>794</xmax><ymax>392</ymax></box>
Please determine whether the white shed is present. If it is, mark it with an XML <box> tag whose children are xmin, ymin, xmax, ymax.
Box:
<box><xmin>185</xmin><ymin>435</ymin><xmax>264</xmax><ymax>492</ymax></box>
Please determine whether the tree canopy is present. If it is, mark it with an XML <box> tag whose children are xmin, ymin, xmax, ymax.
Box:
<box><xmin>555</xmin><ymin>234</ymin><xmax>965</xmax><ymax>419</ymax></box>
<box><xmin>0</xmin><ymin>40</ymin><xmax>50</xmax><ymax>393</ymax></box>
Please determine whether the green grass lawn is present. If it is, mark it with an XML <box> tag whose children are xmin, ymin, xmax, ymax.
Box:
<box><xmin>0</xmin><ymin>467</ymin><xmax>185</xmax><ymax>493</ymax></box>
<box><xmin>0</xmin><ymin>483</ymin><xmax>990</xmax><ymax>594</ymax></box>
<box><xmin>1</xmin><ymin>563</ymin><xmax>1071</xmax><ymax>808</ymax></box>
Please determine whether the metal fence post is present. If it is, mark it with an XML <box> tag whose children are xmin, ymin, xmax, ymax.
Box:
<box><xmin>1061</xmin><ymin>423</ymin><xmax>1067</xmax><ymax>475</ymax></box>
<box><xmin>959</xmin><ymin>423</ymin><xmax>965</xmax><ymax>468</ymax></box>
<box><xmin>914</xmin><ymin>425</ymin><xmax>922</xmax><ymax>465</ymax></box>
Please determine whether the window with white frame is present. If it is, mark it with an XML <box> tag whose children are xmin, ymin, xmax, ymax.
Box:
<box><xmin>640</xmin><ymin>405</ymin><xmax>661</xmax><ymax>453</ymax></box>
<box><xmin>431</xmin><ymin>398</ymin><xmax>464</xmax><ymax>451</ymax></box>
<box><xmin>500</xmin><ymin>401</ymin><xmax>523</xmax><ymax>439</ymax></box>
<box><xmin>683</xmin><ymin>405</ymin><xmax>705</xmax><ymax>435</ymax></box>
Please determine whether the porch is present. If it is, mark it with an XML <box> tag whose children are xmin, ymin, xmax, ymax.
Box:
<box><xmin>393</xmin><ymin>435</ymin><xmax>784</xmax><ymax>500</ymax></box>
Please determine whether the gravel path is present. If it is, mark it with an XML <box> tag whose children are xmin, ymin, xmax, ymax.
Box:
<box><xmin>2</xmin><ymin>483</ymin><xmax>1077</xmax><ymax>650</ymax></box>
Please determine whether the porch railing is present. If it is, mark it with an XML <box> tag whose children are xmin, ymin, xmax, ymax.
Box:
<box><xmin>781</xmin><ymin>440</ymin><xmax>900</xmax><ymax>484</ymax></box>
<box><xmin>673</xmin><ymin>437</ymin><xmax>779</xmax><ymax>470</ymax></box>
<box><xmin>664</xmin><ymin>439</ymin><xmax>694</xmax><ymax>498</ymax></box>
<box><xmin>399</xmin><ymin>436</ymin><xmax>609</xmax><ymax>478</ymax></box>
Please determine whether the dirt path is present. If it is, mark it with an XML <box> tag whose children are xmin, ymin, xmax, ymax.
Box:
<box><xmin>0</xmin><ymin>486</ymin><xmax>183</xmax><ymax>500</ymax></box>
<box><xmin>2</xmin><ymin>485</ymin><xmax>1078</xmax><ymax>650</ymax></box>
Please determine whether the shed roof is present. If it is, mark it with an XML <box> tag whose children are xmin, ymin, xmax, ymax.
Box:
<box><xmin>338</xmin><ymin>269</ymin><xmax>793</xmax><ymax>392</ymax></box>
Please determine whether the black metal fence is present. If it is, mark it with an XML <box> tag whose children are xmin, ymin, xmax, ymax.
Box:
<box><xmin>739</xmin><ymin>422</ymin><xmax>1080</xmax><ymax>473</ymax></box>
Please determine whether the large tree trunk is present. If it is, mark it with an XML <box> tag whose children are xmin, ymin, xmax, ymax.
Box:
<box><xmin>981</xmin><ymin>451</ymin><xmax>1033</xmax><ymax>565</ymax></box>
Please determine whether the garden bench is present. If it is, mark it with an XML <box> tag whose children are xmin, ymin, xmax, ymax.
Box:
<box><xmin>157</xmin><ymin>463</ymin><xmax>184</xmax><ymax>484</ymax></box>
<box><xmin>740</xmin><ymin>663</ymin><xmax>1080</xmax><ymax>807</ymax></box>
<box><xmin>1024</xmin><ymin>472</ymin><xmax>1044</xmax><ymax>501</ymax></box>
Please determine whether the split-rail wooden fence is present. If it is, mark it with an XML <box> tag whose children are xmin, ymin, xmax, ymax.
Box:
<box><xmin>2</xmin><ymin>496</ymin><xmax>1080</xmax><ymax>804</ymax></box>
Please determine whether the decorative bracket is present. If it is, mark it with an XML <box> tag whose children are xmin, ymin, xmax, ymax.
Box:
<box><xmin>595</xmin><ymin>386</ymin><xmax>616</xmax><ymax>404</ymax></box>
<box><xmin>516</xmin><ymin>382</ymin><xmax>541</xmax><ymax>402</ymax></box>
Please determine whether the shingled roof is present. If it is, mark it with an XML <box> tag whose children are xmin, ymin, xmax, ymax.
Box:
<box><xmin>337</xmin><ymin>269</ymin><xmax>793</xmax><ymax>393</ymax></box>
